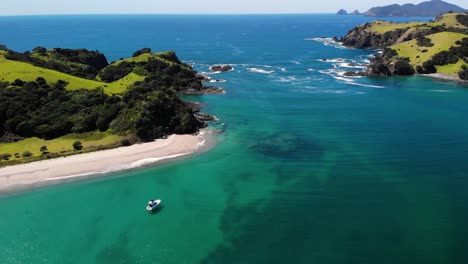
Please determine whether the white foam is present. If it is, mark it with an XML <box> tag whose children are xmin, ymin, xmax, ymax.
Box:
<box><xmin>209</xmin><ymin>79</ymin><xmax>227</xmax><ymax>83</ymax></box>
<box><xmin>347</xmin><ymin>82</ymin><xmax>385</xmax><ymax>89</ymax></box>
<box><xmin>276</xmin><ymin>76</ymin><xmax>298</xmax><ymax>82</ymax></box>
<box><xmin>319</xmin><ymin>58</ymin><xmax>345</xmax><ymax>63</ymax></box>
<box><xmin>429</xmin><ymin>89</ymin><xmax>452</xmax><ymax>93</ymax></box>
<box><xmin>247</xmin><ymin>68</ymin><xmax>275</xmax><ymax>74</ymax></box>
<box><xmin>337</xmin><ymin>63</ymin><xmax>367</xmax><ymax>69</ymax></box>
<box><xmin>306</xmin><ymin>37</ymin><xmax>347</xmax><ymax>49</ymax></box>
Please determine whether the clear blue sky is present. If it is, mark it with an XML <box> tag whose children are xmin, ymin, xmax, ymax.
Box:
<box><xmin>1</xmin><ymin>0</ymin><xmax>466</xmax><ymax>15</ymax></box>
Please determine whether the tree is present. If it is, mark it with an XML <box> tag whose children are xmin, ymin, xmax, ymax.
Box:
<box><xmin>40</xmin><ymin>145</ymin><xmax>48</xmax><ymax>154</ymax></box>
<box><xmin>73</xmin><ymin>141</ymin><xmax>83</xmax><ymax>151</ymax></box>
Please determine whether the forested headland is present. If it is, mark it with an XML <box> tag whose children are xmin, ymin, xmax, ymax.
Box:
<box><xmin>0</xmin><ymin>46</ymin><xmax>217</xmax><ymax>165</ymax></box>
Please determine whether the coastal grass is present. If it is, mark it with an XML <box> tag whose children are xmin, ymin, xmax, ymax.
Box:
<box><xmin>371</xmin><ymin>21</ymin><xmax>425</xmax><ymax>34</ymax></box>
<box><xmin>391</xmin><ymin>32</ymin><xmax>468</xmax><ymax>65</ymax></box>
<box><xmin>0</xmin><ymin>54</ymin><xmax>104</xmax><ymax>90</ymax></box>
<box><xmin>370</xmin><ymin>13</ymin><xmax>466</xmax><ymax>34</ymax></box>
<box><xmin>102</xmin><ymin>72</ymin><xmax>144</xmax><ymax>94</ymax></box>
<box><xmin>0</xmin><ymin>52</ymin><xmax>146</xmax><ymax>95</ymax></box>
<box><xmin>436</xmin><ymin>59</ymin><xmax>468</xmax><ymax>76</ymax></box>
<box><xmin>0</xmin><ymin>132</ymin><xmax>124</xmax><ymax>165</ymax></box>
<box><xmin>113</xmin><ymin>52</ymin><xmax>178</xmax><ymax>67</ymax></box>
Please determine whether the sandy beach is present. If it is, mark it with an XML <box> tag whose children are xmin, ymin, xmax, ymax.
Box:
<box><xmin>0</xmin><ymin>131</ymin><xmax>214</xmax><ymax>194</ymax></box>
<box><xmin>423</xmin><ymin>73</ymin><xmax>467</xmax><ymax>84</ymax></box>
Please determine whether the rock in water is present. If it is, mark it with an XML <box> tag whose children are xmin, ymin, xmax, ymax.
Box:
<box><xmin>210</xmin><ymin>65</ymin><xmax>233</xmax><ymax>72</ymax></box>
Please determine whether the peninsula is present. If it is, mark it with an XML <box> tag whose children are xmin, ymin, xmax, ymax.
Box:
<box><xmin>337</xmin><ymin>12</ymin><xmax>468</xmax><ymax>81</ymax></box>
<box><xmin>0</xmin><ymin>46</ymin><xmax>221</xmax><ymax>172</ymax></box>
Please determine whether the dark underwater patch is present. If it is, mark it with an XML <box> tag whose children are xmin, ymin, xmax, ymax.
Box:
<box><xmin>250</xmin><ymin>133</ymin><xmax>324</xmax><ymax>161</ymax></box>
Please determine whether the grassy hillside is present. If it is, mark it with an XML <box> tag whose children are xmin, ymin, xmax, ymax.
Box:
<box><xmin>0</xmin><ymin>47</ymin><xmax>207</xmax><ymax>167</ymax></box>
<box><xmin>391</xmin><ymin>32</ymin><xmax>467</xmax><ymax>65</ymax></box>
<box><xmin>1</xmin><ymin>132</ymin><xmax>124</xmax><ymax>165</ymax></box>
<box><xmin>370</xmin><ymin>13</ymin><xmax>466</xmax><ymax>34</ymax></box>
<box><xmin>0</xmin><ymin>50</ymin><xmax>150</xmax><ymax>95</ymax></box>
<box><xmin>342</xmin><ymin>12</ymin><xmax>468</xmax><ymax>79</ymax></box>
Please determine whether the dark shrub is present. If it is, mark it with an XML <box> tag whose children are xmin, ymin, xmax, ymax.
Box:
<box><xmin>417</xmin><ymin>61</ymin><xmax>437</xmax><ymax>74</ymax></box>
<box><xmin>393</xmin><ymin>59</ymin><xmax>415</xmax><ymax>75</ymax></box>
<box><xmin>22</xmin><ymin>151</ymin><xmax>33</xmax><ymax>158</ymax></box>
<box><xmin>11</xmin><ymin>79</ymin><xmax>25</xmax><ymax>86</ymax></box>
<box><xmin>416</xmin><ymin>37</ymin><xmax>434</xmax><ymax>47</ymax></box>
<box><xmin>121</xmin><ymin>139</ymin><xmax>132</xmax><ymax>146</ymax></box>
<box><xmin>132</xmin><ymin>48</ymin><xmax>152</xmax><ymax>57</ymax></box>
<box><xmin>0</xmin><ymin>153</ymin><xmax>12</xmax><ymax>160</ymax></box>
<box><xmin>73</xmin><ymin>141</ymin><xmax>83</xmax><ymax>151</ymax></box>
<box><xmin>459</xmin><ymin>67</ymin><xmax>468</xmax><ymax>80</ymax></box>
<box><xmin>99</xmin><ymin>61</ymin><xmax>135</xmax><ymax>82</ymax></box>
<box><xmin>32</xmin><ymin>46</ymin><xmax>47</xmax><ymax>55</ymax></box>
<box><xmin>40</xmin><ymin>145</ymin><xmax>48</xmax><ymax>154</ymax></box>
<box><xmin>456</xmin><ymin>14</ymin><xmax>468</xmax><ymax>27</ymax></box>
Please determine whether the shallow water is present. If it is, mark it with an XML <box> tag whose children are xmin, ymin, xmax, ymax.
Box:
<box><xmin>1</xmin><ymin>14</ymin><xmax>468</xmax><ymax>264</ymax></box>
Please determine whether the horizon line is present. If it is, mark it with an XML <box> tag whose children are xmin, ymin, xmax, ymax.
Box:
<box><xmin>0</xmin><ymin>12</ymin><xmax>344</xmax><ymax>17</ymax></box>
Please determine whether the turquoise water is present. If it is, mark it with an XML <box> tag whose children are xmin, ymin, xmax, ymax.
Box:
<box><xmin>1</xmin><ymin>15</ymin><xmax>468</xmax><ymax>263</ymax></box>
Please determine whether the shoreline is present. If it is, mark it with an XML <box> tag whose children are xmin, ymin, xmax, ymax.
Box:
<box><xmin>421</xmin><ymin>73</ymin><xmax>467</xmax><ymax>84</ymax></box>
<box><xmin>0</xmin><ymin>130</ymin><xmax>216</xmax><ymax>195</ymax></box>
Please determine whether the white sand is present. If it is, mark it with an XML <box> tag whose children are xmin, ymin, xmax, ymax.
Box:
<box><xmin>0</xmin><ymin>131</ymin><xmax>213</xmax><ymax>194</ymax></box>
<box><xmin>423</xmin><ymin>73</ymin><xmax>467</xmax><ymax>83</ymax></box>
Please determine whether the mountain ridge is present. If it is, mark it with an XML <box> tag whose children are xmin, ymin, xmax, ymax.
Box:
<box><xmin>364</xmin><ymin>0</ymin><xmax>466</xmax><ymax>17</ymax></box>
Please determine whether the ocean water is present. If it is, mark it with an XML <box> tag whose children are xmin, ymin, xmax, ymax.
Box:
<box><xmin>1</xmin><ymin>14</ymin><xmax>468</xmax><ymax>264</ymax></box>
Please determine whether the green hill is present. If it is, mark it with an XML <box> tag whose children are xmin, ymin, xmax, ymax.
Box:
<box><xmin>0</xmin><ymin>47</ymin><xmax>212</xmax><ymax>167</ymax></box>
<box><xmin>340</xmin><ymin>12</ymin><xmax>468</xmax><ymax>80</ymax></box>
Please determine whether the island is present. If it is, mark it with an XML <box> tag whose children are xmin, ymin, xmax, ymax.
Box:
<box><xmin>336</xmin><ymin>12</ymin><xmax>468</xmax><ymax>81</ymax></box>
<box><xmin>363</xmin><ymin>0</ymin><xmax>466</xmax><ymax>17</ymax></box>
<box><xmin>337</xmin><ymin>0</ymin><xmax>466</xmax><ymax>17</ymax></box>
<box><xmin>0</xmin><ymin>46</ymin><xmax>221</xmax><ymax>182</ymax></box>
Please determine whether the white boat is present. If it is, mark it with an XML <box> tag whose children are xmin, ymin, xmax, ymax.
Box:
<box><xmin>146</xmin><ymin>199</ymin><xmax>161</xmax><ymax>212</ymax></box>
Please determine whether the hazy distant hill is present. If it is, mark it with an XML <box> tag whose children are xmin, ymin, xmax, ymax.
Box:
<box><xmin>336</xmin><ymin>9</ymin><xmax>348</xmax><ymax>15</ymax></box>
<box><xmin>364</xmin><ymin>0</ymin><xmax>466</xmax><ymax>17</ymax></box>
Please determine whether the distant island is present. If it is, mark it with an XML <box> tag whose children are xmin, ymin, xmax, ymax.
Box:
<box><xmin>337</xmin><ymin>0</ymin><xmax>466</xmax><ymax>17</ymax></box>
<box><xmin>0</xmin><ymin>46</ymin><xmax>220</xmax><ymax>167</ymax></box>
<box><xmin>335</xmin><ymin>12</ymin><xmax>468</xmax><ymax>81</ymax></box>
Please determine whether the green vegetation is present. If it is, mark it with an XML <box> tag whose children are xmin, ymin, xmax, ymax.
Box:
<box><xmin>391</xmin><ymin>32</ymin><xmax>467</xmax><ymax>65</ymax></box>
<box><xmin>370</xmin><ymin>13</ymin><xmax>466</xmax><ymax>34</ymax></box>
<box><xmin>0</xmin><ymin>46</ymin><xmax>209</xmax><ymax>167</ymax></box>
<box><xmin>1</xmin><ymin>132</ymin><xmax>123</xmax><ymax>159</ymax></box>
<box><xmin>343</xmin><ymin>12</ymin><xmax>468</xmax><ymax>79</ymax></box>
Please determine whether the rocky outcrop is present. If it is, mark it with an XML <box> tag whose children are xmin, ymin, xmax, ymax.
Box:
<box><xmin>350</xmin><ymin>10</ymin><xmax>362</xmax><ymax>15</ymax></box>
<box><xmin>210</xmin><ymin>65</ymin><xmax>233</xmax><ymax>72</ymax></box>
<box><xmin>194</xmin><ymin>112</ymin><xmax>216</xmax><ymax>122</ymax></box>
<box><xmin>184</xmin><ymin>86</ymin><xmax>225</xmax><ymax>95</ymax></box>
<box><xmin>343</xmin><ymin>71</ymin><xmax>367</xmax><ymax>77</ymax></box>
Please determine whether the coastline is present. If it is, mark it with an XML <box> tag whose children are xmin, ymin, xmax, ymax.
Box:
<box><xmin>0</xmin><ymin>130</ymin><xmax>216</xmax><ymax>194</ymax></box>
<box><xmin>422</xmin><ymin>73</ymin><xmax>468</xmax><ymax>84</ymax></box>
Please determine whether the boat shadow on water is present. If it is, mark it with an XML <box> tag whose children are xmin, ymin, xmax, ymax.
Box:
<box><xmin>148</xmin><ymin>205</ymin><xmax>165</xmax><ymax>214</ymax></box>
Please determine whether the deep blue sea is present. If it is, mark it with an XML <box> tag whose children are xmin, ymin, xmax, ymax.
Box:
<box><xmin>1</xmin><ymin>14</ymin><xmax>468</xmax><ymax>264</ymax></box>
